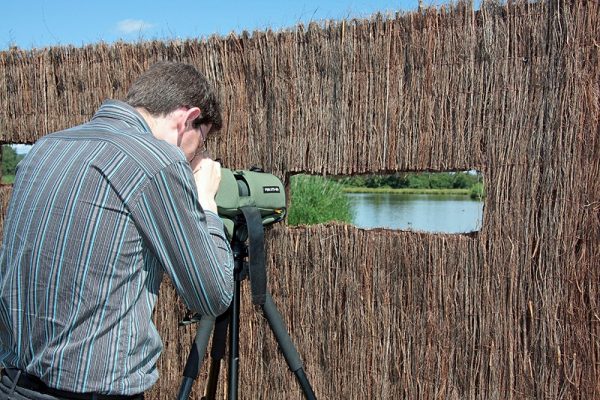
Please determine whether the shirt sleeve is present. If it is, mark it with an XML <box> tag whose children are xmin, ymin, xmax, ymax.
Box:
<box><xmin>129</xmin><ymin>161</ymin><xmax>234</xmax><ymax>316</ymax></box>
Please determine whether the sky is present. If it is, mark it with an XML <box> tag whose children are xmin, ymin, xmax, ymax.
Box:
<box><xmin>0</xmin><ymin>0</ymin><xmax>467</xmax><ymax>51</ymax></box>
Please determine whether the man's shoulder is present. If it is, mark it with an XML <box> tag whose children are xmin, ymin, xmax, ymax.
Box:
<box><xmin>42</xmin><ymin>122</ymin><xmax>185</xmax><ymax>171</ymax></box>
<box><xmin>31</xmin><ymin>123</ymin><xmax>189</xmax><ymax>204</ymax></box>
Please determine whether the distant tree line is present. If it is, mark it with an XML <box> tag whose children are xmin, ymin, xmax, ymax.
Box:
<box><xmin>336</xmin><ymin>172</ymin><xmax>482</xmax><ymax>190</ymax></box>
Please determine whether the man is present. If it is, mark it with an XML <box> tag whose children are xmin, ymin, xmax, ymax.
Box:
<box><xmin>0</xmin><ymin>62</ymin><xmax>234</xmax><ymax>399</ymax></box>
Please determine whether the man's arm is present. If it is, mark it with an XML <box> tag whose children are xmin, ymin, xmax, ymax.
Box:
<box><xmin>130</xmin><ymin>161</ymin><xmax>233</xmax><ymax>316</ymax></box>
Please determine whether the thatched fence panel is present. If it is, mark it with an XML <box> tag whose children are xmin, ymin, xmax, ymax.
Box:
<box><xmin>0</xmin><ymin>1</ymin><xmax>598</xmax><ymax>398</ymax></box>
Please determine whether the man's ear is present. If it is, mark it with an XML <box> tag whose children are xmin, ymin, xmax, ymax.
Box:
<box><xmin>174</xmin><ymin>106</ymin><xmax>201</xmax><ymax>135</ymax></box>
<box><xmin>185</xmin><ymin>107</ymin><xmax>202</xmax><ymax>127</ymax></box>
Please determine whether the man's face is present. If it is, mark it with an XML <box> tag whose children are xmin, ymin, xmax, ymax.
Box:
<box><xmin>181</xmin><ymin>122</ymin><xmax>212</xmax><ymax>162</ymax></box>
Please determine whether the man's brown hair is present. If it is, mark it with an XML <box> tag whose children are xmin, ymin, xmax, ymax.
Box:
<box><xmin>125</xmin><ymin>61</ymin><xmax>222</xmax><ymax>133</ymax></box>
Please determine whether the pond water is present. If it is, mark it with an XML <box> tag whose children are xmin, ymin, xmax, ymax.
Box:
<box><xmin>347</xmin><ymin>193</ymin><xmax>484</xmax><ymax>233</ymax></box>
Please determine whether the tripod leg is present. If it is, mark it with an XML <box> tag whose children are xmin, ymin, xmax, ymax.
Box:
<box><xmin>227</xmin><ymin>274</ymin><xmax>242</xmax><ymax>399</ymax></box>
<box><xmin>202</xmin><ymin>312</ymin><xmax>230</xmax><ymax>400</ymax></box>
<box><xmin>177</xmin><ymin>316</ymin><xmax>216</xmax><ymax>400</ymax></box>
<box><xmin>262</xmin><ymin>293</ymin><xmax>317</xmax><ymax>400</ymax></box>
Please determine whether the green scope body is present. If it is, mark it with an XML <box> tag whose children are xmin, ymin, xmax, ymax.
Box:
<box><xmin>214</xmin><ymin>169</ymin><xmax>287</xmax><ymax>234</ymax></box>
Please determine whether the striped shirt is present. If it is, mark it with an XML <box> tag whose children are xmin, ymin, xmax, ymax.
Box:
<box><xmin>0</xmin><ymin>100</ymin><xmax>234</xmax><ymax>395</ymax></box>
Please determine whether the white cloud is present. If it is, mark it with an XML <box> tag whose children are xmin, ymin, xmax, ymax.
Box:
<box><xmin>116</xmin><ymin>19</ymin><xmax>155</xmax><ymax>34</ymax></box>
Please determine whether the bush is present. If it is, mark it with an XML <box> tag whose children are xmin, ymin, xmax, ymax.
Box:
<box><xmin>288</xmin><ymin>175</ymin><xmax>353</xmax><ymax>225</ymax></box>
<box><xmin>2</xmin><ymin>145</ymin><xmax>24</xmax><ymax>176</ymax></box>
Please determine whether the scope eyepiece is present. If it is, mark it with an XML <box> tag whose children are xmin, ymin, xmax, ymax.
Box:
<box><xmin>236</xmin><ymin>179</ymin><xmax>250</xmax><ymax>197</ymax></box>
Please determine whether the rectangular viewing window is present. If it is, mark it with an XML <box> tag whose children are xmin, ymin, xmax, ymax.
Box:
<box><xmin>288</xmin><ymin>171</ymin><xmax>485</xmax><ymax>234</ymax></box>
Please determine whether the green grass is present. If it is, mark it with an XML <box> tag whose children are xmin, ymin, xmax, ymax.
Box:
<box><xmin>1</xmin><ymin>175</ymin><xmax>15</xmax><ymax>184</ymax></box>
<box><xmin>469</xmin><ymin>182</ymin><xmax>486</xmax><ymax>200</ymax></box>
<box><xmin>342</xmin><ymin>187</ymin><xmax>471</xmax><ymax>195</ymax></box>
<box><xmin>288</xmin><ymin>175</ymin><xmax>353</xmax><ymax>225</ymax></box>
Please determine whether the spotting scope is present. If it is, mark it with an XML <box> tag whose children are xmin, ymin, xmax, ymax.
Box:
<box><xmin>214</xmin><ymin>168</ymin><xmax>287</xmax><ymax>238</ymax></box>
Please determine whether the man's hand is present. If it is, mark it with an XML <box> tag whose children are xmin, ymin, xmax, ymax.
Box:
<box><xmin>191</xmin><ymin>156</ymin><xmax>221</xmax><ymax>214</ymax></box>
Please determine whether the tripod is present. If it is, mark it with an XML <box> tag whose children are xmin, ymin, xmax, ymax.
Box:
<box><xmin>177</xmin><ymin>207</ymin><xmax>316</xmax><ymax>400</ymax></box>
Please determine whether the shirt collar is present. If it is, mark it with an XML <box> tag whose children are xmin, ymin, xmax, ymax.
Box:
<box><xmin>92</xmin><ymin>100</ymin><xmax>153</xmax><ymax>135</ymax></box>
